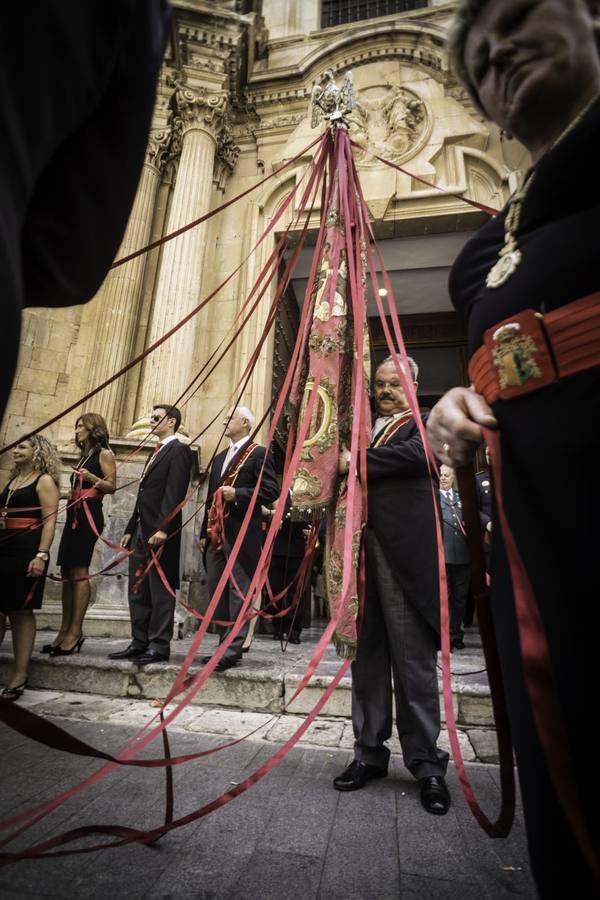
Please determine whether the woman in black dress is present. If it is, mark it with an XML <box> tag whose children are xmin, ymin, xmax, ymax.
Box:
<box><xmin>0</xmin><ymin>435</ymin><xmax>60</xmax><ymax>700</ymax></box>
<box><xmin>427</xmin><ymin>1</ymin><xmax>600</xmax><ymax>895</ymax></box>
<box><xmin>46</xmin><ymin>413</ymin><xmax>116</xmax><ymax>656</ymax></box>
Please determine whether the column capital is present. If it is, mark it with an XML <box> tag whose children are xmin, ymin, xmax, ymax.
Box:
<box><xmin>169</xmin><ymin>79</ymin><xmax>228</xmax><ymax>141</ymax></box>
<box><xmin>145</xmin><ymin>128</ymin><xmax>172</xmax><ymax>173</ymax></box>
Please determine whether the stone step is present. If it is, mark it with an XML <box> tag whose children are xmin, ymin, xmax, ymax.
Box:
<box><xmin>0</xmin><ymin>627</ymin><xmax>501</xmax><ymax>763</ymax></box>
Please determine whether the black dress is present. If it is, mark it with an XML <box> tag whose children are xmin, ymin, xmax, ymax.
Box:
<box><xmin>57</xmin><ymin>447</ymin><xmax>105</xmax><ymax>568</ymax></box>
<box><xmin>0</xmin><ymin>477</ymin><xmax>47</xmax><ymax>612</ymax></box>
<box><xmin>449</xmin><ymin>99</ymin><xmax>600</xmax><ymax>896</ymax></box>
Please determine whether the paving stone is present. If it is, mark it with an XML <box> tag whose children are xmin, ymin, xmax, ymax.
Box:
<box><xmin>185</xmin><ymin>707</ymin><xmax>274</xmax><ymax>738</ymax></box>
<box><xmin>438</xmin><ymin>727</ymin><xmax>477</xmax><ymax>763</ymax></box>
<box><xmin>105</xmin><ymin>699</ymin><xmax>206</xmax><ymax>731</ymax></box>
<box><xmin>468</xmin><ymin>728</ymin><xmax>502</xmax><ymax>764</ymax></box>
<box><xmin>264</xmin><ymin>714</ymin><xmax>344</xmax><ymax>747</ymax></box>
<box><xmin>33</xmin><ymin>693</ymin><xmax>132</xmax><ymax>722</ymax></box>
<box><xmin>15</xmin><ymin>688</ymin><xmax>63</xmax><ymax>708</ymax></box>
<box><xmin>339</xmin><ymin>721</ymin><xmax>356</xmax><ymax>749</ymax></box>
<box><xmin>231</xmin><ymin>850</ymin><xmax>322</xmax><ymax>900</ymax></box>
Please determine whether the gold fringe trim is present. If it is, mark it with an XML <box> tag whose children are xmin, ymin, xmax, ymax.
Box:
<box><xmin>290</xmin><ymin>504</ymin><xmax>328</xmax><ymax>523</ymax></box>
<box><xmin>333</xmin><ymin>632</ymin><xmax>357</xmax><ymax>661</ymax></box>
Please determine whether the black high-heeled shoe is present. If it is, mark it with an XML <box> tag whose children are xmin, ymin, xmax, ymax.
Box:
<box><xmin>41</xmin><ymin>633</ymin><xmax>67</xmax><ymax>653</ymax></box>
<box><xmin>0</xmin><ymin>679</ymin><xmax>28</xmax><ymax>702</ymax></box>
<box><xmin>49</xmin><ymin>637</ymin><xmax>85</xmax><ymax>657</ymax></box>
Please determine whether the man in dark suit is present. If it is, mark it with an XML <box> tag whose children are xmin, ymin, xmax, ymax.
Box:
<box><xmin>108</xmin><ymin>404</ymin><xmax>192</xmax><ymax>664</ymax></box>
<box><xmin>333</xmin><ymin>356</ymin><xmax>450</xmax><ymax>815</ymax></box>
<box><xmin>439</xmin><ymin>464</ymin><xmax>470</xmax><ymax>650</ymax></box>
<box><xmin>200</xmin><ymin>406</ymin><xmax>279</xmax><ymax>671</ymax></box>
<box><xmin>0</xmin><ymin>2</ymin><xmax>170</xmax><ymax>419</ymax></box>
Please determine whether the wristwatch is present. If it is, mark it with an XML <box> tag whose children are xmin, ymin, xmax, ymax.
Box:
<box><xmin>35</xmin><ymin>551</ymin><xmax>49</xmax><ymax>561</ymax></box>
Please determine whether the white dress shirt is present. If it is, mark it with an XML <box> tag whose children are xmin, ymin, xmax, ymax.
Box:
<box><xmin>371</xmin><ymin>412</ymin><xmax>405</xmax><ymax>443</ymax></box>
<box><xmin>221</xmin><ymin>436</ymin><xmax>250</xmax><ymax>477</ymax></box>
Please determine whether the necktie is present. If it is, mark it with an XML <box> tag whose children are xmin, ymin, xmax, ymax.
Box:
<box><xmin>153</xmin><ymin>442</ymin><xmax>164</xmax><ymax>456</ymax></box>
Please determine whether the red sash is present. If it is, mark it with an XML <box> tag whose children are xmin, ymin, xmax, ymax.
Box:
<box><xmin>0</xmin><ymin>516</ymin><xmax>39</xmax><ymax>531</ymax></box>
<box><xmin>371</xmin><ymin>410</ymin><xmax>413</xmax><ymax>447</ymax></box>
<box><xmin>70</xmin><ymin>486</ymin><xmax>102</xmax><ymax>530</ymax></box>
<box><xmin>207</xmin><ymin>442</ymin><xmax>257</xmax><ymax>550</ymax></box>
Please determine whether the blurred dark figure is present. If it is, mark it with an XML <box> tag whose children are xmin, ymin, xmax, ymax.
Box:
<box><xmin>0</xmin><ymin>2</ymin><xmax>170</xmax><ymax>419</ymax></box>
<box><xmin>439</xmin><ymin>465</ymin><xmax>469</xmax><ymax>651</ymax></box>
<box><xmin>263</xmin><ymin>494</ymin><xmax>307</xmax><ymax>644</ymax></box>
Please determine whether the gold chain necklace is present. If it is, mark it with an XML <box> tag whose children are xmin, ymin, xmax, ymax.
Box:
<box><xmin>486</xmin><ymin>92</ymin><xmax>600</xmax><ymax>289</ymax></box>
<box><xmin>72</xmin><ymin>447</ymin><xmax>95</xmax><ymax>483</ymax></box>
<box><xmin>2</xmin><ymin>469</ymin><xmax>37</xmax><ymax>511</ymax></box>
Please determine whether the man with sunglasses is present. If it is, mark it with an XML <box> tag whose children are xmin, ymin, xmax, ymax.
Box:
<box><xmin>108</xmin><ymin>404</ymin><xmax>192</xmax><ymax>664</ymax></box>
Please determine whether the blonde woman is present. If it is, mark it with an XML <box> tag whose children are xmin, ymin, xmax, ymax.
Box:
<box><xmin>0</xmin><ymin>435</ymin><xmax>60</xmax><ymax>701</ymax></box>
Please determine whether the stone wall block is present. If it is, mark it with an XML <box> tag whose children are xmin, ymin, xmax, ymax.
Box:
<box><xmin>284</xmin><ymin>673</ymin><xmax>352</xmax><ymax>717</ymax></box>
<box><xmin>18</xmin><ymin>368</ymin><xmax>59</xmax><ymax>395</ymax></box>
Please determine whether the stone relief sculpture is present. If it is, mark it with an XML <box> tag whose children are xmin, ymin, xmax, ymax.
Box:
<box><xmin>347</xmin><ymin>85</ymin><xmax>428</xmax><ymax>165</ymax></box>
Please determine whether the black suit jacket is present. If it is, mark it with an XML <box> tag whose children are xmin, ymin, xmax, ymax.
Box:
<box><xmin>440</xmin><ymin>491</ymin><xmax>469</xmax><ymax>565</ymax></box>
<box><xmin>366</xmin><ymin>416</ymin><xmax>440</xmax><ymax>637</ymax></box>
<box><xmin>126</xmin><ymin>439</ymin><xmax>193</xmax><ymax>588</ymax></box>
<box><xmin>201</xmin><ymin>442</ymin><xmax>279</xmax><ymax>576</ymax></box>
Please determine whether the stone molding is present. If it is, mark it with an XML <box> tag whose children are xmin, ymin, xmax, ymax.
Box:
<box><xmin>214</xmin><ymin>120</ymin><xmax>241</xmax><ymax>189</ymax></box>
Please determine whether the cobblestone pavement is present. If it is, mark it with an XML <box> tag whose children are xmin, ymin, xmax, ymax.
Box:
<box><xmin>0</xmin><ymin>687</ymin><xmax>538</xmax><ymax>900</ymax></box>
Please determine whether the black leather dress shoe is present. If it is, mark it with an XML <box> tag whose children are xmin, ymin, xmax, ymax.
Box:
<box><xmin>333</xmin><ymin>760</ymin><xmax>387</xmax><ymax>792</ymax></box>
<box><xmin>135</xmin><ymin>650</ymin><xmax>170</xmax><ymax>665</ymax></box>
<box><xmin>451</xmin><ymin>637</ymin><xmax>465</xmax><ymax>651</ymax></box>
<box><xmin>215</xmin><ymin>656</ymin><xmax>241</xmax><ymax>672</ymax></box>
<box><xmin>288</xmin><ymin>634</ymin><xmax>301</xmax><ymax>645</ymax></box>
<box><xmin>419</xmin><ymin>776</ymin><xmax>451</xmax><ymax>815</ymax></box>
<box><xmin>108</xmin><ymin>644</ymin><xmax>146</xmax><ymax>660</ymax></box>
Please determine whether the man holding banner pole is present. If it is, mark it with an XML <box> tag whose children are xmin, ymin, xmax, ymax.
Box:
<box><xmin>333</xmin><ymin>356</ymin><xmax>450</xmax><ymax>815</ymax></box>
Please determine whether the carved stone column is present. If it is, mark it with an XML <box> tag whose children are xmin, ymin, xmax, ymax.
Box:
<box><xmin>83</xmin><ymin>129</ymin><xmax>171</xmax><ymax>435</ymax></box>
<box><xmin>128</xmin><ymin>86</ymin><xmax>227</xmax><ymax>438</ymax></box>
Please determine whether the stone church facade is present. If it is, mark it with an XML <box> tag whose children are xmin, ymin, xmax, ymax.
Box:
<box><xmin>0</xmin><ymin>0</ymin><xmax>526</xmax><ymax>633</ymax></box>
